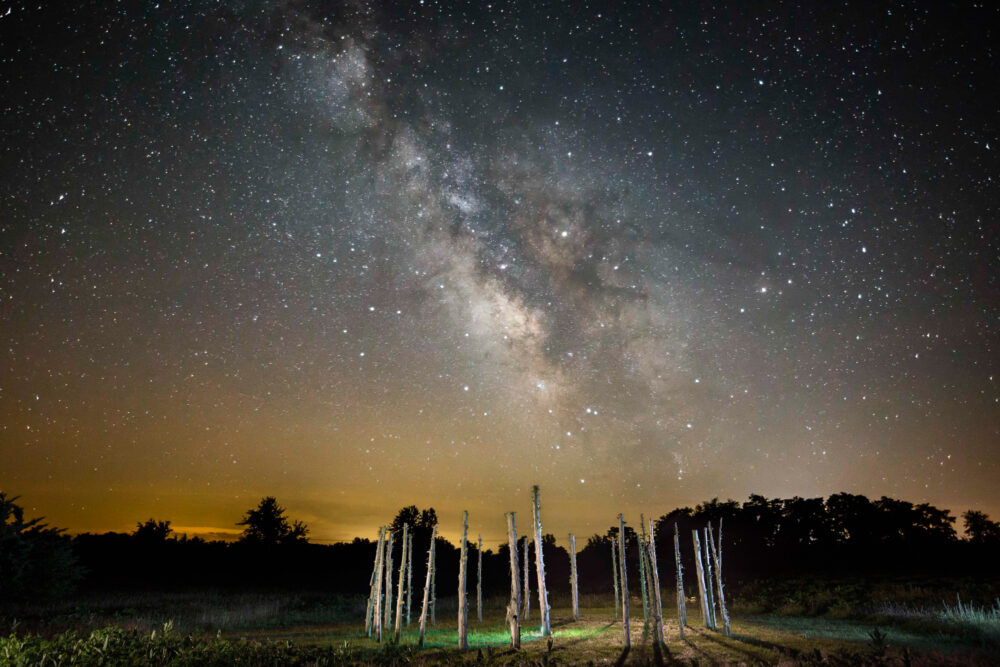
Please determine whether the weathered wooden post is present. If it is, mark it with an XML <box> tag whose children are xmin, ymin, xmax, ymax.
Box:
<box><xmin>569</xmin><ymin>534</ymin><xmax>580</xmax><ymax>620</ymax></box>
<box><xmin>430</xmin><ymin>535</ymin><xmax>437</xmax><ymax>626</ymax></box>
<box><xmin>638</xmin><ymin>514</ymin><xmax>651</xmax><ymax>629</ymax></box>
<box><xmin>383</xmin><ymin>530</ymin><xmax>395</xmax><ymax>629</ymax></box>
<box><xmin>418</xmin><ymin>524</ymin><xmax>437</xmax><ymax>647</ymax></box>
<box><xmin>458</xmin><ymin>510</ymin><xmax>470</xmax><ymax>650</ymax></box>
<box><xmin>394</xmin><ymin>523</ymin><xmax>409</xmax><ymax>642</ymax></box>
<box><xmin>522</xmin><ymin>535</ymin><xmax>531</xmax><ymax>621</ymax></box>
<box><xmin>708</xmin><ymin>520</ymin><xmax>730</xmax><ymax>636</ymax></box>
<box><xmin>477</xmin><ymin>534</ymin><xmax>483</xmax><ymax>623</ymax></box>
<box><xmin>647</xmin><ymin>517</ymin><xmax>665</xmax><ymax>646</ymax></box>
<box><xmin>674</xmin><ymin>523</ymin><xmax>686</xmax><ymax>637</ymax></box>
<box><xmin>366</xmin><ymin>526</ymin><xmax>385</xmax><ymax>637</ymax></box>
<box><xmin>703</xmin><ymin>526</ymin><xmax>717</xmax><ymax>630</ymax></box>
<box><xmin>406</xmin><ymin>529</ymin><xmax>414</xmax><ymax>626</ymax></box>
<box><xmin>374</xmin><ymin>529</ymin><xmax>386</xmax><ymax>642</ymax></box>
<box><xmin>617</xmin><ymin>514</ymin><xmax>630</xmax><ymax>648</ymax></box>
<box><xmin>505</xmin><ymin>511</ymin><xmax>521</xmax><ymax>649</ymax></box>
<box><xmin>611</xmin><ymin>539</ymin><xmax>620</xmax><ymax>620</ymax></box>
<box><xmin>531</xmin><ymin>485</ymin><xmax>551</xmax><ymax>636</ymax></box>
<box><xmin>692</xmin><ymin>529</ymin><xmax>709</xmax><ymax>628</ymax></box>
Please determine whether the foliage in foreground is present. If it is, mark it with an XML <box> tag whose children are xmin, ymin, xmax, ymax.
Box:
<box><xmin>0</xmin><ymin>624</ymin><xmax>378</xmax><ymax>666</ymax></box>
<box><xmin>871</xmin><ymin>596</ymin><xmax>1000</xmax><ymax>646</ymax></box>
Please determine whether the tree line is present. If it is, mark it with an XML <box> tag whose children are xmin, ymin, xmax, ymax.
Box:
<box><xmin>2</xmin><ymin>491</ymin><xmax>998</xmax><ymax>601</ymax></box>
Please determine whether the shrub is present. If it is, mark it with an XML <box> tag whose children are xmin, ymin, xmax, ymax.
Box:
<box><xmin>0</xmin><ymin>493</ymin><xmax>82</xmax><ymax>599</ymax></box>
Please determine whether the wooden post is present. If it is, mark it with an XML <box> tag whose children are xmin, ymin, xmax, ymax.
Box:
<box><xmin>505</xmin><ymin>511</ymin><xmax>521</xmax><ymax>649</ymax></box>
<box><xmin>458</xmin><ymin>510</ymin><xmax>469</xmax><ymax>650</ymax></box>
<box><xmin>383</xmin><ymin>530</ymin><xmax>395</xmax><ymax>629</ymax></box>
<box><xmin>406</xmin><ymin>529</ymin><xmax>414</xmax><ymax>626</ymax></box>
<box><xmin>703</xmin><ymin>526</ymin><xmax>717</xmax><ymax>629</ymax></box>
<box><xmin>531</xmin><ymin>485</ymin><xmax>551</xmax><ymax>636</ymax></box>
<box><xmin>674</xmin><ymin>523</ymin><xmax>686</xmax><ymax>637</ymax></box>
<box><xmin>418</xmin><ymin>524</ymin><xmax>437</xmax><ymax>647</ymax></box>
<box><xmin>611</xmin><ymin>539</ymin><xmax>620</xmax><ymax>620</ymax></box>
<box><xmin>617</xmin><ymin>514</ymin><xmax>630</xmax><ymax>648</ymax></box>
<box><xmin>521</xmin><ymin>536</ymin><xmax>531</xmax><ymax>621</ymax></box>
<box><xmin>394</xmin><ymin>523</ymin><xmax>409</xmax><ymax>642</ymax></box>
<box><xmin>374</xmin><ymin>529</ymin><xmax>386</xmax><ymax>643</ymax></box>
<box><xmin>647</xmin><ymin>517</ymin><xmax>665</xmax><ymax>646</ymax></box>
<box><xmin>477</xmin><ymin>534</ymin><xmax>483</xmax><ymax>623</ymax></box>
<box><xmin>638</xmin><ymin>514</ymin><xmax>651</xmax><ymax>628</ymax></box>
<box><xmin>366</xmin><ymin>526</ymin><xmax>385</xmax><ymax>637</ymax></box>
<box><xmin>708</xmin><ymin>520</ymin><xmax>730</xmax><ymax>636</ymax></box>
<box><xmin>692</xmin><ymin>529</ymin><xmax>709</xmax><ymax>628</ymax></box>
<box><xmin>430</xmin><ymin>535</ymin><xmax>437</xmax><ymax>626</ymax></box>
<box><xmin>569</xmin><ymin>534</ymin><xmax>579</xmax><ymax>620</ymax></box>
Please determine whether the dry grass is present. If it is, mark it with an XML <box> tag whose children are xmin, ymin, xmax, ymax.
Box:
<box><xmin>6</xmin><ymin>591</ymin><xmax>1000</xmax><ymax>664</ymax></box>
<box><xmin>232</xmin><ymin>600</ymin><xmax>1000</xmax><ymax>665</ymax></box>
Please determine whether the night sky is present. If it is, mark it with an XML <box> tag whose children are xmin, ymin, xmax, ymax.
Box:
<box><xmin>2</xmin><ymin>1</ymin><xmax>998</xmax><ymax>546</ymax></box>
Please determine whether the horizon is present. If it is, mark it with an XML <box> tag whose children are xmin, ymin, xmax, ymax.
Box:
<box><xmin>34</xmin><ymin>487</ymin><xmax>996</xmax><ymax>550</ymax></box>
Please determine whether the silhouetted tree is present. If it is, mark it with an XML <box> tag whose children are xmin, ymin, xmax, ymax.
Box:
<box><xmin>236</xmin><ymin>497</ymin><xmax>308</xmax><ymax>545</ymax></box>
<box><xmin>963</xmin><ymin>510</ymin><xmax>1000</xmax><ymax>544</ymax></box>
<box><xmin>826</xmin><ymin>492</ymin><xmax>879</xmax><ymax>545</ymax></box>
<box><xmin>779</xmin><ymin>496</ymin><xmax>833</xmax><ymax>549</ymax></box>
<box><xmin>390</xmin><ymin>506</ymin><xmax>420</xmax><ymax>534</ymax></box>
<box><xmin>133</xmin><ymin>519</ymin><xmax>173</xmax><ymax>543</ymax></box>
<box><xmin>873</xmin><ymin>497</ymin><xmax>956</xmax><ymax>544</ymax></box>
<box><xmin>742</xmin><ymin>494</ymin><xmax>783</xmax><ymax>548</ymax></box>
<box><xmin>0</xmin><ymin>492</ymin><xmax>81</xmax><ymax>598</ymax></box>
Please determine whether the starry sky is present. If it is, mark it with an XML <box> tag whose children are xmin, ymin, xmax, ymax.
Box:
<box><xmin>2</xmin><ymin>1</ymin><xmax>998</xmax><ymax>546</ymax></box>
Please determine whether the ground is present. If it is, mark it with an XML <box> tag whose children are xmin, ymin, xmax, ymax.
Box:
<box><xmin>3</xmin><ymin>591</ymin><xmax>999</xmax><ymax>665</ymax></box>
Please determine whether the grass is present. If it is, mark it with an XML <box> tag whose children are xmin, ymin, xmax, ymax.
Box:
<box><xmin>1</xmin><ymin>590</ymin><xmax>360</xmax><ymax>635</ymax></box>
<box><xmin>864</xmin><ymin>595</ymin><xmax>1000</xmax><ymax>647</ymax></box>
<box><xmin>4</xmin><ymin>587</ymin><xmax>1000</xmax><ymax>664</ymax></box>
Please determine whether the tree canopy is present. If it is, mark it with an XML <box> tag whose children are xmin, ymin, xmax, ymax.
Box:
<box><xmin>236</xmin><ymin>496</ymin><xmax>308</xmax><ymax>545</ymax></box>
<box><xmin>133</xmin><ymin>518</ymin><xmax>173</xmax><ymax>542</ymax></box>
<box><xmin>0</xmin><ymin>492</ymin><xmax>81</xmax><ymax>598</ymax></box>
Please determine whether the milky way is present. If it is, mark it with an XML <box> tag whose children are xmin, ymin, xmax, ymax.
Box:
<box><xmin>2</xmin><ymin>1</ymin><xmax>997</xmax><ymax>544</ymax></box>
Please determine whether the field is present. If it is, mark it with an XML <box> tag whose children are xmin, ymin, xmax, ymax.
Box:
<box><xmin>3</xmin><ymin>582</ymin><xmax>1000</xmax><ymax>665</ymax></box>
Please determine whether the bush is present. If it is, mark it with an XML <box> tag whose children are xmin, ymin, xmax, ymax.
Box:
<box><xmin>0</xmin><ymin>492</ymin><xmax>82</xmax><ymax>599</ymax></box>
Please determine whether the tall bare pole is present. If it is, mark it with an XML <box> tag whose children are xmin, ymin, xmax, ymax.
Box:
<box><xmin>477</xmin><ymin>534</ymin><xmax>483</xmax><ymax>623</ymax></box>
<box><xmin>394</xmin><ymin>523</ymin><xmax>409</xmax><ymax>642</ymax></box>
<box><xmin>692</xmin><ymin>529</ymin><xmax>709</xmax><ymax>628</ymax></box>
<box><xmin>430</xmin><ymin>535</ymin><xmax>437</xmax><ymax>626</ymax></box>
<box><xmin>708</xmin><ymin>520</ymin><xmax>730</xmax><ymax>636</ymax></box>
<box><xmin>703</xmin><ymin>526</ymin><xmax>717</xmax><ymax>629</ymax></box>
<box><xmin>374</xmin><ymin>529</ymin><xmax>386</xmax><ymax>643</ymax></box>
<box><xmin>383</xmin><ymin>530</ymin><xmax>395</xmax><ymax>629</ymax></box>
<box><xmin>366</xmin><ymin>526</ymin><xmax>385</xmax><ymax>637</ymax></box>
<box><xmin>617</xmin><ymin>514</ymin><xmax>630</xmax><ymax>648</ymax></box>
<box><xmin>674</xmin><ymin>523</ymin><xmax>686</xmax><ymax>638</ymax></box>
<box><xmin>418</xmin><ymin>524</ymin><xmax>437</xmax><ymax>647</ymax></box>
<box><xmin>522</xmin><ymin>536</ymin><xmax>531</xmax><ymax>621</ymax></box>
<box><xmin>405</xmin><ymin>530</ymin><xmax>414</xmax><ymax>626</ymax></box>
<box><xmin>638</xmin><ymin>514</ymin><xmax>651</xmax><ymax>628</ymax></box>
<box><xmin>569</xmin><ymin>534</ymin><xmax>580</xmax><ymax>620</ymax></box>
<box><xmin>505</xmin><ymin>512</ymin><xmax>521</xmax><ymax>649</ymax></box>
<box><xmin>647</xmin><ymin>517</ymin><xmax>665</xmax><ymax>646</ymax></box>
<box><xmin>611</xmin><ymin>539</ymin><xmax>620</xmax><ymax>620</ymax></box>
<box><xmin>531</xmin><ymin>485</ymin><xmax>551</xmax><ymax>636</ymax></box>
<box><xmin>458</xmin><ymin>510</ymin><xmax>470</xmax><ymax>650</ymax></box>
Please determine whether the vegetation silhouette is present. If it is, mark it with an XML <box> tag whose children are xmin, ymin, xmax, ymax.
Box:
<box><xmin>236</xmin><ymin>496</ymin><xmax>309</xmax><ymax>545</ymax></box>
<box><xmin>0</xmin><ymin>492</ymin><xmax>81</xmax><ymax>599</ymax></box>
<box><xmin>963</xmin><ymin>509</ymin><xmax>1000</xmax><ymax>545</ymax></box>
<box><xmin>1</xmin><ymin>492</ymin><xmax>998</xmax><ymax>599</ymax></box>
<box><xmin>133</xmin><ymin>519</ymin><xmax>173</xmax><ymax>544</ymax></box>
